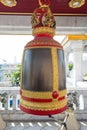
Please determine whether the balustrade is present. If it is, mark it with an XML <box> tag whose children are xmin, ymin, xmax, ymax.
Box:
<box><xmin>0</xmin><ymin>86</ymin><xmax>87</xmax><ymax>121</ymax></box>
<box><xmin>0</xmin><ymin>87</ymin><xmax>20</xmax><ymax>111</ymax></box>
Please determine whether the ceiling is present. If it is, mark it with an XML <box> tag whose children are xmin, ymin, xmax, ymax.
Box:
<box><xmin>0</xmin><ymin>0</ymin><xmax>87</xmax><ymax>15</ymax></box>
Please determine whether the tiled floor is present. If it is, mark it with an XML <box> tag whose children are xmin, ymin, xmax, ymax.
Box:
<box><xmin>4</xmin><ymin>121</ymin><xmax>57</xmax><ymax>130</ymax></box>
<box><xmin>4</xmin><ymin>121</ymin><xmax>87</xmax><ymax>130</ymax></box>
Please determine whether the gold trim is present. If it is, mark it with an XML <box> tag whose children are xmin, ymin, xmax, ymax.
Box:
<box><xmin>32</xmin><ymin>27</ymin><xmax>55</xmax><ymax>36</ymax></box>
<box><xmin>69</xmin><ymin>0</ymin><xmax>85</xmax><ymax>8</ymax></box>
<box><xmin>21</xmin><ymin>90</ymin><xmax>52</xmax><ymax>99</ymax></box>
<box><xmin>0</xmin><ymin>12</ymin><xmax>87</xmax><ymax>16</ymax></box>
<box><xmin>68</xmin><ymin>35</ymin><xmax>87</xmax><ymax>40</ymax></box>
<box><xmin>51</xmin><ymin>48</ymin><xmax>58</xmax><ymax>91</ymax></box>
<box><xmin>20</xmin><ymin>98</ymin><xmax>67</xmax><ymax>110</ymax></box>
<box><xmin>62</xmin><ymin>35</ymin><xmax>87</xmax><ymax>47</ymax></box>
<box><xmin>0</xmin><ymin>0</ymin><xmax>17</xmax><ymax>7</ymax></box>
<box><xmin>54</xmin><ymin>13</ymin><xmax>87</xmax><ymax>16</ymax></box>
<box><xmin>21</xmin><ymin>89</ymin><xmax>67</xmax><ymax>99</ymax></box>
<box><xmin>24</xmin><ymin>46</ymin><xmax>63</xmax><ymax>50</ymax></box>
<box><xmin>59</xmin><ymin>89</ymin><xmax>67</xmax><ymax>97</ymax></box>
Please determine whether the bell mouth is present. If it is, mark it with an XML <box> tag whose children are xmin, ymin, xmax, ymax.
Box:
<box><xmin>20</xmin><ymin>89</ymin><xmax>67</xmax><ymax>115</ymax></box>
<box><xmin>20</xmin><ymin>105</ymin><xmax>67</xmax><ymax>116</ymax></box>
<box><xmin>32</xmin><ymin>27</ymin><xmax>55</xmax><ymax>37</ymax></box>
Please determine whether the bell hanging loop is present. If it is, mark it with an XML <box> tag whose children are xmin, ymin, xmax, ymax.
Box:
<box><xmin>39</xmin><ymin>0</ymin><xmax>50</xmax><ymax>6</ymax></box>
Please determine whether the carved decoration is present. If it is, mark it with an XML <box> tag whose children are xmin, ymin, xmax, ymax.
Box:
<box><xmin>0</xmin><ymin>0</ymin><xmax>17</xmax><ymax>7</ymax></box>
<box><xmin>69</xmin><ymin>0</ymin><xmax>85</xmax><ymax>8</ymax></box>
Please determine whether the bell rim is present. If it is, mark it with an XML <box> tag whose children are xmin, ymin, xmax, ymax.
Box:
<box><xmin>20</xmin><ymin>104</ymin><xmax>67</xmax><ymax>116</ymax></box>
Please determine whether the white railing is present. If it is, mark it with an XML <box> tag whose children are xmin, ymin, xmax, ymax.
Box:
<box><xmin>0</xmin><ymin>87</ymin><xmax>20</xmax><ymax>111</ymax></box>
<box><xmin>0</xmin><ymin>87</ymin><xmax>86</xmax><ymax>111</ymax></box>
<box><xmin>0</xmin><ymin>86</ymin><xmax>87</xmax><ymax>121</ymax></box>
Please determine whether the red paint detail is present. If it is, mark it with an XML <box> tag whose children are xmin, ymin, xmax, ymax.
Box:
<box><xmin>34</xmin><ymin>7</ymin><xmax>47</xmax><ymax>25</ymax></box>
<box><xmin>25</xmin><ymin>33</ymin><xmax>63</xmax><ymax>49</ymax></box>
<box><xmin>35</xmin><ymin>33</ymin><xmax>53</xmax><ymax>38</ymax></box>
<box><xmin>58</xmin><ymin>96</ymin><xmax>65</xmax><ymax>101</ymax></box>
<box><xmin>0</xmin><ymin>0</ymin><xmax>86</xmax><ymax>15</ymax></box>
<box><xmin>52</xmin><ymin>91</ymin><xmax>59</xmax><ymax>99</ymax></box>
<box><xmin>20</xmin><ymin>105</ymin><xmax>67</xmax><ymax>115</ymax></box>
<box><xmin>22</xmin><ymin>95</ymin><xmax>52</xmax><ymax>103</ymax></box>
<box><xmin>20</xmin><ymin>89</ymin><xmax>22</xmax><ymax>95</ymax></box>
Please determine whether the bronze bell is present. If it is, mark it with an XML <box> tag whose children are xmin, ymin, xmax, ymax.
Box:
<box><xmin>20</xmin><ymin>0</ymin><xmax>67</xmax><ymax>115</ymax></box>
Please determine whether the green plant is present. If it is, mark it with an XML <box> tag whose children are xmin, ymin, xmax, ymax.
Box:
<box><xmin>0</xmin><ymin>92</ymin><xmax>7</xmax><ymax>104</ymax></box>
<box><xmin>68</xmin><ymin>63</ymin><xmax>73</xmax><ymax>71</ymax></box>
<box><xmin>83</xmin><ymin>74</ymin><xmax>87</xmax><ymax>77</ymax></box>
<box><xmin>6</xmin><ymin>64</ymin><xmax>21</xmax><ymax>86</ymax></box>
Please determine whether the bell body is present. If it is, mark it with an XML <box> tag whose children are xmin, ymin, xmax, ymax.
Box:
<box><xmin>20</xmin><ymin>29</ymin><xmax>67</xmax><ymax>115</ymax></box>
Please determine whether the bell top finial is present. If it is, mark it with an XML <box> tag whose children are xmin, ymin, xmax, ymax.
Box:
<box><xmin>31</xmin><ymin>0</ymin><xmax>56</xmax><ymax>36</ymax></box>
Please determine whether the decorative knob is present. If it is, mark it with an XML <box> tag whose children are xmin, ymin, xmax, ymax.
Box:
<box><xmin>52</xmin><ymin>91</ymin><xmax>59</xmax><ymax>99</ymax></box>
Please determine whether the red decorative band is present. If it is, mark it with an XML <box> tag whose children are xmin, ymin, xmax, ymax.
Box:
<box><xmin>21</xmin><ymin>95</ymin><xmax>52</xmax><ymax>103</ymax></box>
<box><xmin>20</xmin><ymin>105</ymin><xmax>67</xmax><ymax>115</ymax></box>
<box><xmin>58</xmin><ymin>96</ymin><xmax>65</xmax><ymax>101</ymax></box>
<box><xmin>35</xmin><ymin>34</ymin><xmax>53</xmax><ymax>38</ymax></box>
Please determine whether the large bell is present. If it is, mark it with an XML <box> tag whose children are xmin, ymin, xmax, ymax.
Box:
<box><xmin>20</xmin><ymin>0</ymin><xmax>67</xmax><ymax>115</ymax></box>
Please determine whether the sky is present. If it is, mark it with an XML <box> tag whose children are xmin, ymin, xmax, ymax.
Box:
<box><xmin>0</xmin><ymin>35</ymin><xmax>66</xmax><ymax>64</ymax></box>
<box><xmin>0</xmin><ymin>35</ymin><xmax>33</xmax><ymax>64</ymax></box>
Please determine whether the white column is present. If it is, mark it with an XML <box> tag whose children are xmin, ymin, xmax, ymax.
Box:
<box><xmin>71</xmin><ymin>40</ymin><xmax>83</xmax><ymax>87</ymax></box>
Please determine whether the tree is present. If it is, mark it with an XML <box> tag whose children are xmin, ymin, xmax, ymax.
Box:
<box><xmin>6</xmin><ymin>64</ymin><xmax>21</xmax><ymax>86</ymax></box>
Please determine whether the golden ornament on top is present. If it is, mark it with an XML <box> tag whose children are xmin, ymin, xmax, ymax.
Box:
<box><xmin>69</xmin><ymin>0</ymin><xmax>85</xmax><ymax>8</ymax></box>
<box><xmin>0</xmin><ymin>0</ymin><xmax>17</xmax><ymax>7</ymax></box>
